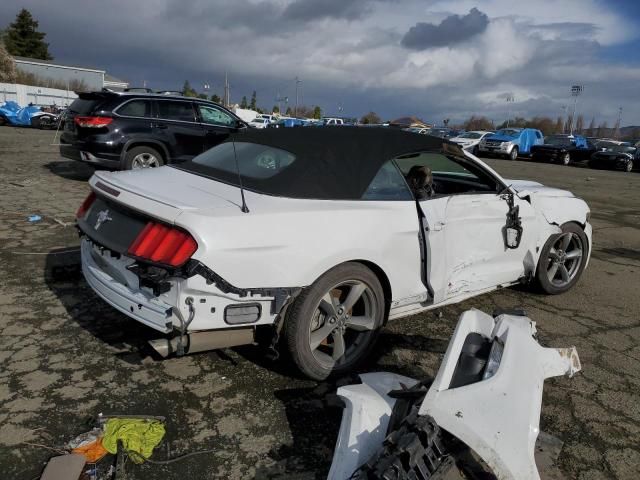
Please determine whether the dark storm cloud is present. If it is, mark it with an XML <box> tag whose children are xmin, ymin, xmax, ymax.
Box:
<box><xmin>282</xmin><ymin>0</ymin><xmax>375</xmax><ymax>22</ymax></box>
<box><xmin>401</xmin><ymin>7</ymin><xmax>489</xmax><ymax>49</ymax></box>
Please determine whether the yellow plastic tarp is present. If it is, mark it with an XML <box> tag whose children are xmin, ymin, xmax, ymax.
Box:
<box><xmin>101</xmin><ymin>418</ymin><xmax>166</xmax><ymax>463</ymax></box>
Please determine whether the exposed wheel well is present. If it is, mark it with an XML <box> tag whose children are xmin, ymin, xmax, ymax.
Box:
<box><xmin>353</xmin><ymin>260</ymin><xmax>392</xmax><ymax>319</ymax></box>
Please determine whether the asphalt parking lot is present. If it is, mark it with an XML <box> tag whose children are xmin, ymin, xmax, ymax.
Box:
<box><xmin>0</xmin><ymin>127</ymin><xmax>639</xmax><ymax>480</ymax></box>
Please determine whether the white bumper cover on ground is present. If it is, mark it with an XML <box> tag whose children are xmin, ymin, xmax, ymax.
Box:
<box><xmin>329</xmin><ymin>309</ymin><xmax>581</xmax><ymax>480</ymax></box>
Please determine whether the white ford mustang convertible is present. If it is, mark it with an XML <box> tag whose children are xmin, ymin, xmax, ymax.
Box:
<box><xmin>76</xmin><ymin>128</ymin><xmax>591</xmax><ymax>379</ymax></box>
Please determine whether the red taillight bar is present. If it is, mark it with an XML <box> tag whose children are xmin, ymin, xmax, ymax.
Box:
<box><xmin>74</xmin><ymin>116</ymin><xmax>113</xmax><ymax>128</ymax></box>
<box><xmin>76</xmin><ymin>191</ymin><xmax>97</xmax><ymax>219</ymax></box>
<box><xmin>128</xmin><ymin>222</ymin><xmax>197</xmax><ymax>267</ymax></box>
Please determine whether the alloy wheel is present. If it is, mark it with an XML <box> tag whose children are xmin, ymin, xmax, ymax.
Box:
<box><xmin>546</xmin><ymin>232</ymin><xmax>584</xmax><ymax>287</ymax></box>
<box><xmin>562</xmin><ymin>153</ymin><xmax>571</xmax><ymax>165</ymax></box>
<box><xmin>626</xmin><ymin>161</ymin><xmax>633</xmax><ymax>172</ymax></box>
<box><xmin>131</xmin><ymin>152</ymin><xmax>160</xmax><ymax>169</ymax></box>
<box><xmin>308</xmin><ymin>280</ymin><xmax>377</xmax><ymax>368</ymax></box>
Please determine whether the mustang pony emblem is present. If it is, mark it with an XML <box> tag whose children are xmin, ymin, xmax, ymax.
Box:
<box><xmin>94</xmin><ymin>209</ymin><xmax>113</xmax><ymax>230</ymax></box>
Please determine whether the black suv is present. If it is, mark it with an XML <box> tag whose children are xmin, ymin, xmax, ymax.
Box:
<box><xmin>60</xmin><ymin>90</ymin><xmax>246</xmax><ymax>170</ymax></box>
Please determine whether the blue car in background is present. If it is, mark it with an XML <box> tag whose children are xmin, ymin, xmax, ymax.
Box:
<box><xmin>268</xmin><ymin>117</ymin><xmax>307</xmax><ymax>128</ymax></box>
<box><xmin>0</xmin><ymin>101</ymin><xmax>59</xmax><ymax>129</ymax></box>
<box><xmin>478</xmin><ymin>127</ymin><xmax>544</xmax><ymax>160</ymax></box>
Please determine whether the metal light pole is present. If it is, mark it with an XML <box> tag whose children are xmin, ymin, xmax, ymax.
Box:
<box><xmin>505</xmin><ymin>94</ymin><xmax>515</xmax><ymax>127</ymax></box>
<box><xmin>294</xmin><ymin>77</ymin><xmax>302</xmax><ymax>117</ymax></box>
<box><xmin>569</xmin><ymin>85</ymin><xmax>583</xmax><ymax>135</ymax></box>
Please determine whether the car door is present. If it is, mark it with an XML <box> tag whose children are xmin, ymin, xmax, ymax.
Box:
<box><xmin>196</xmin><ymin>103</ymin><xmax>239</xmax><ymax>151</ymax></box>
<box><xmin>153</xmin><ymin>99</ymin><xmax>205</xmax><ymax>161</ymax></box>
<box><xmin>395</xmin><ymin>151</ymin><xmax>535</xmax><ymax>304</ymax></box>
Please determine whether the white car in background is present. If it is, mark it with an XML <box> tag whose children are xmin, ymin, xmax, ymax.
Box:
<box><xmin>248</xmin><ymin>115</ymin><xmax>272</xmax><ymax>129</ymax></box>
<box><xmin>76</xmin><ymin>128</ymin><xmax>592</xmax><ymax>380</ymax></box>
<box><xmin>450</xmin><ymin>130</ymin><xmax>494</xmax><ymax>155</ymax></box>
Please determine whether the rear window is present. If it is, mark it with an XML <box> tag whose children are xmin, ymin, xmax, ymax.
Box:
<box><xmin>157</xmin><ymin>101</ymin><xmax>195</xmax><ymax>122</ymax></box>
<box><xmin>68</xmin><ymin>97</ymin><xmax>103</xmax><ymax>115</ymax></box>
<box><xmin>189</xmin><ymin>142</ymin><xmax>295</xmax><ymax>180</ymax></box>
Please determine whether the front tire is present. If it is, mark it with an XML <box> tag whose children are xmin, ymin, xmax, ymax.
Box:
<box><xmin>509</xmin><ymin>146</ymin><xmax>519</xmax><ymax>160</ymax></box>
<box><xmin>562</xmin><ymin>153</ymin><xmax>571</xmax><ymax>166</ymax></box>
<box><xmin>536</xmin><ymin>222</ymin><xmax>589</xmax><ymax>294</ymax></box>
<box><xmin>283</xmin><ymin>262</ymin><xmax>385</xmax><ymax>380</ymax></box>
<box><xmin>625</xmin><ymin>160</ymin><xmax>633</xmax><ymax>172</ymax></box>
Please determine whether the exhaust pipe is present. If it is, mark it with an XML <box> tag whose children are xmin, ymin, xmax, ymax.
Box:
<box><xmin>149</xmin><ymin>328</ymin><xmax>254</xmax><ymax>358</ymax></box>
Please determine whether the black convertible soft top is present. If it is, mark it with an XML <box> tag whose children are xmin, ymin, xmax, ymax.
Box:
<box><xmin>177</xmin><ymin>127</ymin><xmax>458</xmax><ymax>200</ymax></box>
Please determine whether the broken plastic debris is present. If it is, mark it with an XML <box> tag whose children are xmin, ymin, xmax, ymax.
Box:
<box><xmin>28</xmin><ymin>214</ymin><xmax>42</xmax><ymax>222</ymax></box>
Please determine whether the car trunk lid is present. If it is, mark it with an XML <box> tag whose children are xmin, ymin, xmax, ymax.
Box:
<box><xmin>80</xmin><ymin>167</ymin><xmax>243</xmax><ymax>254</ymax></box>
<box><xmin>61</xmin><ymin>92</ymin><xmax>111</xmax><ymax>142</ymax></box>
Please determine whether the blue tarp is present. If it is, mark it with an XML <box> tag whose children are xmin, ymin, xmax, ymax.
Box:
<box><xmin>0</xmin><ymin>101</ymin><xmax>42</xmax><ymax>126</ymax></box>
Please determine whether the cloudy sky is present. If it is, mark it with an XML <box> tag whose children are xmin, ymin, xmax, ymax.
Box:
<box><xmin>2</xmin><ymin>0</ymin><xmax>640</xmax><ymax>125</ymax></box>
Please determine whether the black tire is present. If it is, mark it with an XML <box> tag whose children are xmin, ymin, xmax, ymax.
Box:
<box><xmin>123</xmin><ymin>146</ymin><xmax>165</xmax><ymax>170</ymax></box>
<box><xmin>509</xmin><ymin>146</ymin><xmax>519</xmax><ymax>161</ymax></box>
<box><xmin>355</xmin><ymin>407</ymin><xmax>454</xmax><ymax>479</ymax></box>
<box><xmin>283</xmin><ymin>262</ymin><xmax>385</xmax><ymax>380</ymax></box>
<box><xmin>625</xmin><ymin>160</ymin><xmax>633</xmax><ymax>172</ymax></box>
<box><xmin>0</xmin><ymin>116</ymin><xmax>6</xmax><ymax>126</ymax></box>
<box><xmin>536</xmin><ymin>222</ymin><xmax>589</xmax><ymax>295</ymax></box>
<box><xmin>472</xmin><ymin>145</ymin><xmax>479</xmax><ymax>156</ymax></box>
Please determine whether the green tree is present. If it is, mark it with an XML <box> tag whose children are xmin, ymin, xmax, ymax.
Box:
<box><xmin>312</xmin><ymin>105</ymin><xmax>322</xmax><ymax>119</ymax></box>
<box><xmin>182</xmin><ymin>80</ymin><xmax>197</xmax><ymax>97</ymax></box>
<box><xmin>240</xmin><ymin>96</ymin><xmax>248</xmax><ymax>109</ymax></box>
<box><xmin>272</xmin><ymin>105</ymin><xmax>280</xmax><ymax>114</ymax></box>
<box><xmin>211</xmin><ymin>94</ymin><xmax>221</xmax><ymax>104</ymax></box>
<box><xmin>285</xmin><ymin>106</ymin><xmax>292</xmax><ymax>116</ymax></box>
<box><xmin>4</xmin><ymin>9</ymin><xmax>52</xmax><ymax>60</ymax></box>
<box><xmin>197</xmin><ymin>93</ymin><xmax>208</xmax><ymax>99</ymax></box>
<box><xmin>360</xmin><ymin>111</ymin><xmax>381</xmax><ymax>124</ymax></box>
<box><xmin>250</xmin><ymin>91</ymin><xmax>257</xmax><ymax>110</ymax></box>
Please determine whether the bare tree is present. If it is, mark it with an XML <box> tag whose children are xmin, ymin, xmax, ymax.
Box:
<box><xmin>575</xmin><ymin>114</ymin><xmax>584</xmax><ymax>134</ymax></box>
<box><xmin>587</xmin><ymin>117</ymin><xmax>596</xmax><ymax>137</ymax></box>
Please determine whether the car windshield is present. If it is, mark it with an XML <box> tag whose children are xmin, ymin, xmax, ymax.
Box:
<box><xmin>545</xmin><ymin>136</ymin><xmax>573</xmax><ymax>146</ymax></box>
<box><xmin>495</xmin><ymin>129</ymin><xmax>520</xmax><ymax>136</ymax></box>
<box><xmin>458</xmin><ymin>132</ymin><xmax>482</xmax><ymax>139</ymax></box>
<box><xmin>251</xmin><ymin>118</ymin><xmax>265</xmax><ymax>123</ymax></box>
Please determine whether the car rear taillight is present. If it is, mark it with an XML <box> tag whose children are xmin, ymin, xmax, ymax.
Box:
<box><xmin>76</xmin><ymin>191</ymin><xmax>97</xmax><ymax>219</ymax></box>
<box><xmin>74</xmin><ymin>116</ymin><xmax>113</xmax><ymax>128</ymax></box>
<box><xmin>127</xmin><ymin>222</ymin><xmax>197</xmax><ymax>267</ymax></box>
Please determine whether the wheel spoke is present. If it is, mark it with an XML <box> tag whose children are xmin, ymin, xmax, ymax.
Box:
<box><xmin>560</xmin><ymin>233</ymin><xmax>572</xmax><ymax>251</ymax></box>
<box><xmin>319</xmin><ymin>292</ymin><xmax>338</xmax><ymax>316</ymax></box>
<box><xmin>346</xmin><ymin>315</ymin><xmax>376</xmax><ymax>331</ymax></box>
<box><xmin>548</xmin><ymin>247</ymin><xmax>559</xmax><ymax>261</ymax></box>
<box><xmin>547</xmin><ymin>262</ymin><xmax>559</xmax><ymax>282</ymax></box>
<box><xmin>309</xmin><ymin>322</ymin><xmax>334</xmax><ymax>351</ymax></box>
<box><xmin>342</xmin><ymin>282</ymin><xmax>366</xmax><ymax>311</ymax></box>
<box><xmin>559</xmin><ymin>264</ymin><xmax>570</xmax><ymax>282</ymax></box>
<box><xmin>332</xmin><ymin>330</ymin><xmax>346</xmax><ymax>360</ymax></box>
<box><xmin>565</xmin><ymin>249</ymin><xmax>582</xmax><ymax>260</ymax></box>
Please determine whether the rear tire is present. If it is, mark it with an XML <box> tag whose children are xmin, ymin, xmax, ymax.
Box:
<box><xmin>124</xmin><ymin>146</ymin><xmax>164</xmax><ymax>170</ymax></box>
<box><xmin>625</xmin><ymin>160</ymin><xmax>633</xmax><ymax>172</ymax></box>
<box><xmin>283</xmin><ymin>262</ymin><xmax>384</xmax><ymax>380</ymax></box>
<box><xmin>562</xmin><ymin>153</ymin><xmax>571</xmax><ymax>166</ymax></box>
<box><xmin>536</xmin><ymin>222</ymin><xmax>589</xmax><ymax>294</ymax></box>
